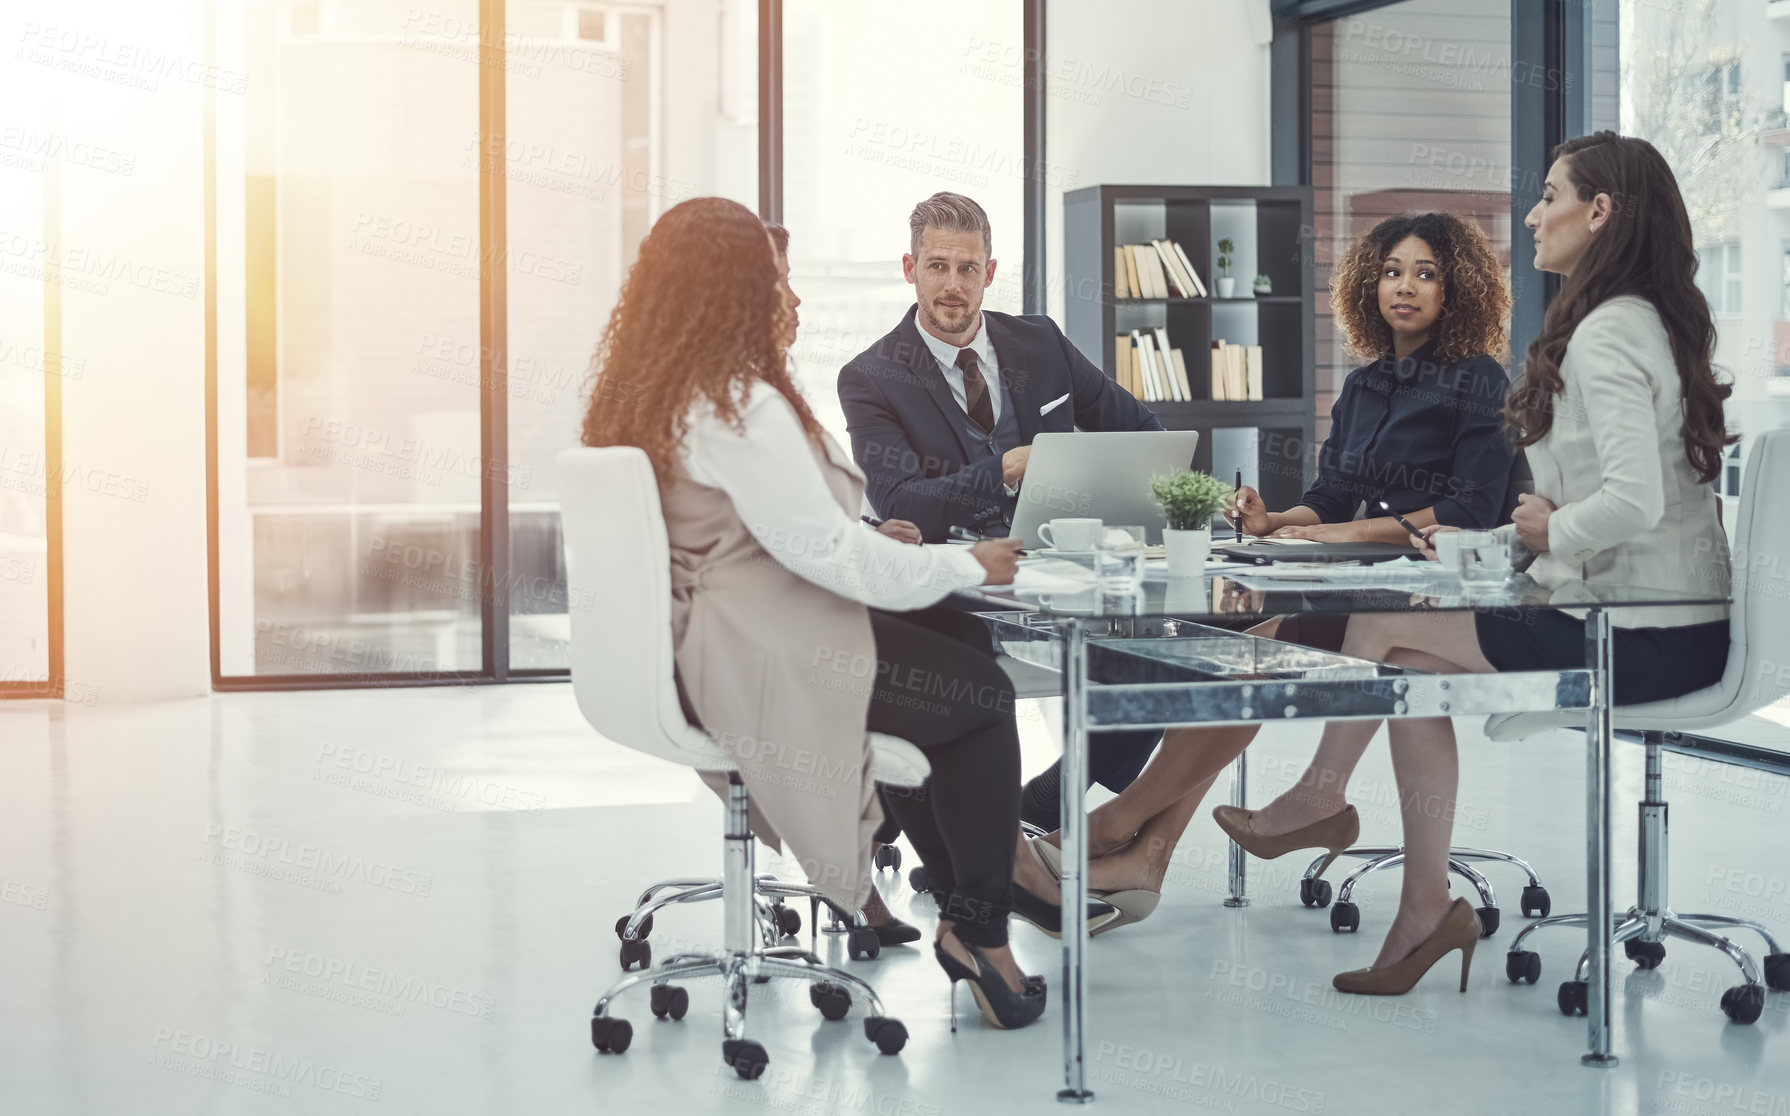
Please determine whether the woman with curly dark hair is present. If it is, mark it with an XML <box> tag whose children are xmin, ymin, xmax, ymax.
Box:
<box><xmin>1020</xmin><ymin>214</ymin><xmax>1518</xmax><ymax>933</ymax></box>
<box><xmin>584</xmin><ymin>196</ymin><xmax>1051</xmax><ymax>1029</ymax></box>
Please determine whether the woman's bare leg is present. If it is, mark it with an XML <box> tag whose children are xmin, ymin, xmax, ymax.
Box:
<box><xmin>1370</xmin><ymin>712</ymin><xmax>1461</xmax><ymax>968</ymax></box>
<box><xmin>1086</xmin><ymin>772</ymin><xmax>1214</xmax><ymax>893</ymax></box>
<box><xmin>1248</xmin><ymin>610</ymin><xmax>1495</xmax><ymax>837</ymax></box>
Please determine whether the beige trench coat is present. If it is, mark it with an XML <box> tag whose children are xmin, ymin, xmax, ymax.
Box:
<box><xmin>662</xmin><ymin>430</ymin><xmax>883</xmax><ymax>912</ymax></box>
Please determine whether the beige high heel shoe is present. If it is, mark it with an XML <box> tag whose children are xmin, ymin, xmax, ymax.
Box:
<box><xmin>1211</xmin><ymin>804</ymin><xmax>1360</xmax><ymax>879</ymax></box>
<box><xmin>1027</xmin><ymin>840</ymin><xmax>1160</xmax><ymax>936</ymax></box>
<box><xmin>1332</xmin><ymin>898</ymin><xmax>1482</xmax><ymax>995</ymax></box>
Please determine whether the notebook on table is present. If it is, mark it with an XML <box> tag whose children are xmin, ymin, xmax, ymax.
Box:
<box><xmin>1217</xmin><ymin>540</ymin><xmax>1421</xmax><ymax>565</ymax></box>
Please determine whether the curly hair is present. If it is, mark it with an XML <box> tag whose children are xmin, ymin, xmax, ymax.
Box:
<box><xmin>581</xmin><ymin>198</ymin><xmax>821</xmax><ymax>478</ymax></box>
<box><xmin>1329</xmin><ymin>212</ymin><xmax>1510</xmax><ymax>364</ymax></box>
<box><xmin>1505</xmin><ymin>132</ymin><xmax>1735</xmax><ymax>483</ymax></box>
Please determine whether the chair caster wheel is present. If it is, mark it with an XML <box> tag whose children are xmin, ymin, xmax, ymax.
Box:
<box><xmin>649</xmin><ymin>984</ymin><xmax>689</xmax><ymax>1021</ymax></box>
<box><xmin>1475</xmin><ymin>906</ymin><xmax>1500</xmax><ymax>938</ymax></box>
<box><xmin>908</xmin><ymin>866</ymin><xmax>931</xmax><ymax>895</ymax></box>
<box><xmin>847</xmin><ymin>925</ymin><xmax>882</xmax><ymax>961</ymax></box>
<box><xmin>1506</xmin><ymin>950</ymin><xmax>1542</xmax><ymax>985</ymax></box>
<box><xmin>1557</xmin><ymin>980</ymin><xmax>1588</xmax><ymax>1017</ymax></box>
<box><xmin>875</xmin><ymin>844</ymin><xmax>902</xmax><ymax>871</ymax></box>
<box><xmin>1299</xmin><ymin>878</ymin><xmax>1332</xmax><ymax>909</ymax></box>
<box><xmin>1624</xmin><ymin>939</ymin><xmax>1666</xmax><ymax>970</ymax></box>
<box><xmin>722</xmin><ymin>1038</ymin><xmax>769</xmax><ymax>1079</ymax></box>
<box><xmin>772</xmin><ymin>902</ymin><xmax>802</xmax><ymax>938</ymax></box>
<box><xmin>1762</xmin><ymin>953</ymin><xmax>1790</xmax><ymax>992</ymax></box>
<box><xmin>809</xmin><ymin>981</ymin><xmax>852</xmax><ymax>1021</ymax></box>
<box><xmin>1721</xmin><ymin>984</ymin><xmax>1765</xmax><ymax>1024</ymax></box>
<box><xmin>865</xmin><ymin>1016</ymin><xmax>908</xmax><ymax>1054</ymax></box>
<box><xmin>619</xmin><ymin>939</ymin><xmax>652</xmax><ymax>971</ymax></box>
<box><xmin>1521</xmin><ymin>885</ymin><xmax>1550</xmax><ymax>919</ymax></box>
<box><xmin>1329</xmin><ymin>901</ymin><xmax>1360</xmax><ymax>933</ymax></box>
<box><xmin>591</xmin><ymin>1016</ymin><xmax>633</xmax><ymax>1053</ymax></box>
<box><xmin>614</xmin><ymin>913</ymin><xmax>653</xmax><ymax>941</ymax></box>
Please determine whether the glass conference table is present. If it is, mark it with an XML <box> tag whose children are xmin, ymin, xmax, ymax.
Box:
<box><xmin>948</xmin><ymin>558</ymin><xmax>1730</xmax><ymax>1104</ymax></box>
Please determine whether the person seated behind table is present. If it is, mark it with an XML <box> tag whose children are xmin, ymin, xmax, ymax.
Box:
<box><xmin>1019</xmin><ymin>212</ymin><xmax>1517</xmax><ymax>934</ymax></box>
<box><xmin>837</xmin><ymin>190</ymin><xmax>1163</xmax><ymax>836</ymax></box>
<box><xmin>584</xmin><ymin>196</ymin><xmax>1052</xmax><ymax>1029</ymax></box>
<box><xmin>1289</xmin><ymin>131</ymin><xmax>1732</xmax><ymax>996</ymax></box>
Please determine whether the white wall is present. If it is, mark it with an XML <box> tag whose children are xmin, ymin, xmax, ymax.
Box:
<box><xmin>30</xmin><ymin>0</ymin><xmax>214</xmax><ymax>703</ymax></box>
<box><xmin>1044</xmin><ymin>0</ymin><xmax>1275</xmax><ymax>321</ymax></box>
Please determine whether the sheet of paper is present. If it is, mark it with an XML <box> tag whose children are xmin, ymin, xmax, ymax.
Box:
<box><xmin>982</xmin><ymin>558</ymin><xmax>1099</xmax><ymax>594</ymax></box>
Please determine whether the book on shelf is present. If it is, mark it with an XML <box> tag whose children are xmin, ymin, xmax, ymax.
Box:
<box><xmin>1170</xmin><ymin>347</ymin><xmax>1193</xmax><ymax>402</ymax></box>
<box><xmin>1113</xmin><ymin>240</ymin><xmax>1206</xmax><ymax>299</ymax></box>
<box><xmin>1208</xmin><ymin>340</ymin><xmax>1264</xmax><ymax>401</ymax></box>
<box><xmin>1169</xmin><ymin>240</ymin><xmax>1208</xmax><ymax>297</ymax></box>
<box><xmin>1151</xmin><ymin>327</ymin><xmax>1183</xmax><ymax>401</ymax></box>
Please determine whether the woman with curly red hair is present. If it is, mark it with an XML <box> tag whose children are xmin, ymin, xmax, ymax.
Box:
<box><xmin>584</xmin><ymin>196</ymin><xmax>1051</xmax><ymax>1030</ymax></box>
<box><xmin>1023</xmin><ymin>213</ymin><xmax>1518</xmax><ymax>932</ymax></box>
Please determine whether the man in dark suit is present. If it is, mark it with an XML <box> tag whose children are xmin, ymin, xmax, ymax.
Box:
<box><xmin>839</xmin><ymin>193</ymin><xmax>1163</xmax><ymax>545</ymax></box>
<box><xmin>838</xmin><ymin>191</ymin><xmax>1161</xmax><ymax>827</ymax></box>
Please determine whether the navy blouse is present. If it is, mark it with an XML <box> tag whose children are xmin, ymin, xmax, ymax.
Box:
<box><xmin>1299</xmin><ymin>338</ymin><xmax>1514</xmax><ymax>529</ymax></box>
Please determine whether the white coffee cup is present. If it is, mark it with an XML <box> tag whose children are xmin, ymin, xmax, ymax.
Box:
<box><xmin>1037</xmin><ymin>518</ymin><xmax>1103</xmax><ymax>551</ymax></box>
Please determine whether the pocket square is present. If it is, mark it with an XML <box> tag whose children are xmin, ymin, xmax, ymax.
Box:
<box><xmin>1039</xmin><ymin>393</ymin><xmax>1070</xmax><ymax>416</ymax></box>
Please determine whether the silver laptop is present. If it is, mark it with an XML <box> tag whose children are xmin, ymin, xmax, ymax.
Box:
<box><xmin>1009</xmin><ymin>430</ymin><xmax>1201</xmax><ymax>547</ymax></box>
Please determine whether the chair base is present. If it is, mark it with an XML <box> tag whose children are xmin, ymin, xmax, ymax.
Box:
<box><xmin>595</xmin><ymin>774</ymin><xmax>905</xmax><ymax>1078</ymax></box>
<box><xmin>592</xmin><ymin>945</ymin><xmax>909</xmax><ymax>1076</ymax></box>
<box><xmin>1500</xmin><ymin>731</ymin><xmax>1790</xmax><ymax>1026</ymax></box>
<box><xmin>1296</xmin><ymin>844</ymin><xmax>1550</xmax><ymax>939</ymax></box>
<box><xmin>615</xmin><ymin>874</ymin><xmax>887</xmax><ymax>967</ymax></box>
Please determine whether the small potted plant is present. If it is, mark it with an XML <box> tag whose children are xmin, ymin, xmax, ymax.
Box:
<box><xmin>1215</xmin><ymin>238</ymin><xmax>1236</xmax><ymax>298</ymax></box>
<box><xmin>1150</xmin><ymin>469</ymin><xmax>1234</xmax><ymax>576</ymax></box>
<box><xmin>1252</xmin><ymin>273</ymin><xmax>1272</xmax><ymax>297</ymax></box>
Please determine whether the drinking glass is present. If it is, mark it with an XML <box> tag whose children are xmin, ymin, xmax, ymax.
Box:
<box><xmin>1095</xmin><ymin>525</ymin><xmax>1147</xmax><ymax>592</ymax></box>
<box><xmin>1456</xmin><ymin>530</ymin><xmax>1513</xmax><ymax>588</ymax></box>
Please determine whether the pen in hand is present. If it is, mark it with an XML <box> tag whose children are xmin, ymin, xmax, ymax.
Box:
<box><xmin>1234</xmin><ymin>468</ymin><xmax>1243</xmax><ymax>543</ymax></box>
<box><xmin>1377</xmin><ymin>500</ymin><xmax>1426</xmax><ymax>544</ymax></box>
<box><xmin>948</xmin><ymin>524</ymin><xmax>1027</xmax><ymax>556</ymax></box>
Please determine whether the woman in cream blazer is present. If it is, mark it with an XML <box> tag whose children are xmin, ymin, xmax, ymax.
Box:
<box><xmin>1286</xmin><ymin>132</ymin><xmax>1736</xmax><ymax>998</ymax></box>
<box><xmin>584</xmin><ymin>197</ymin><xmax>1048</xmax><ymax>1030</ymax></box>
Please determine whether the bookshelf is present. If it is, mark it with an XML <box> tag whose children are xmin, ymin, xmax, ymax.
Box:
<box><xmin>1064</xmin><ymin>185</ymin><xmax>1317</xmax><ymax>511</ymax></box>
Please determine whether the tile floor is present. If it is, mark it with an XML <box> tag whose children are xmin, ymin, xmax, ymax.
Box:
<box><xmin>2</xmin><ymin>685</ymin><xmax>1788</xmax><ymax>1115</ymax></box>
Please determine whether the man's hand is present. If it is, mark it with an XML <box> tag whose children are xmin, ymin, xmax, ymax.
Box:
<box><xmin>1227</xmin><ymin>485</ymin><xmax>1274</xmax><ymax>537</ymax></box>
<box><xmin>1000</xmin><ymin>446</ymin><xmax>1031</xmax><ymax>489</ymax></box>
<box><xmin>969</xmin><ymin>538</ymin><xmax>1025</xmax><ymax>585</ymax></box>
<box><xmin>1512</xmin><ymin>493</ymin><xmax>1556</xmax><ymax>555</ymax></box>
<box><xmin>874</xmin><ymin>519</ymin><xmax>922</xmax><ymax>545</ymax></box>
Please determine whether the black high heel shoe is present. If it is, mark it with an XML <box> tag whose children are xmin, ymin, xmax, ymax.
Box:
<box><xmin>1011</xmin><ymin>883</ymin><xmax>1120</xmax><ymax>939</ymax></box>
<box><xmin>932</xmin><ymin>936</ymin><xmax>1047</xmax><ymax>1031</ymax></box>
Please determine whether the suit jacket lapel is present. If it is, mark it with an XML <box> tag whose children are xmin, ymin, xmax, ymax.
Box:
<box><xmin>984</xmin><ymin>313</ymin><xmax>1040</xmax><ymax>444</ymax></box>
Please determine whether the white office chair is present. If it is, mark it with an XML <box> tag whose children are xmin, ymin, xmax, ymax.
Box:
<box><xmin>1485</xmin><ymin>429</ymin><xmax>1790</xmax><ymax>1024</ymax></box>
<box><xmin>560</xmin><ymin>447</ymin><xmax>924</xmax><ymax>1078</ymax></box>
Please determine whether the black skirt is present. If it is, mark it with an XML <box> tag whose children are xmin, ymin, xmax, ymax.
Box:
<box><xmin>1474</xmin><ymin>609</ymin><xmax>1729</xmax><ymax>706</ymax></box>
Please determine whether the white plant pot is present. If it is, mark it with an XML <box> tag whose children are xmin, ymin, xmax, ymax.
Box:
<box><xmin>1162</xmin><ymin>526</ymin><xmax>1212</xmax><ymax>577</ymax></box>
<box><xmin>1215</xmin><ymin>277</ymin><xmax>1236</xmax><ymax>299</ymax></box>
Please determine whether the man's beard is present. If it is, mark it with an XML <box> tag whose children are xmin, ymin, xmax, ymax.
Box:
<box><xmin>921</xmin><ymin>299</ymin><xmax>975</xmax><ymax>337</ymax></box>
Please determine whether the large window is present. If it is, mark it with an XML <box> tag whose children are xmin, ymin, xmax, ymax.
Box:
<box><xmin>0</xmin><ymin>74</ymin><xmax>52</xmax><ymax>693</ymax></box>
<box><xmin>1308</xmin><ymin>2</ymin><xmax>1514</xmax><ymax>441</ymax></box>
<box><xmin>780</xmin><ymin>0</ymin><xmax>1024</xmax><ymax>444</ymax></box>
<box><xmin>1623</xmin><ymin>0</ymin><xmax>1790</xmax><ymax>457</ymax></box>
<box><xmin>212</xmin><ymin>0</ymin><xmax>756</xmax><ymax>681</ymax></box>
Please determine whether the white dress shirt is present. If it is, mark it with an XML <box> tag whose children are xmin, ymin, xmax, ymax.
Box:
<box><xmin>918</xmin><ymin>312</ymin><xmax>1003</xmax><ymax>425</ymax></box>
<box><xmin>681</xmin><ymin>382</ymin><xmax>988</xmax><ymax>609</ymax></box>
